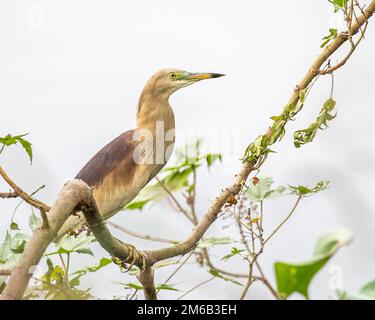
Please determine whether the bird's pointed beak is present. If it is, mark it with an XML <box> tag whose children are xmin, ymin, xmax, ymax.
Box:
<box><xmin>184</xmin><ymin>72</ymin><xmax>225</xmax><ymax>81</ymax></box>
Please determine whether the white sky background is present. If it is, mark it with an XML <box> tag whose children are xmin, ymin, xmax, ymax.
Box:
<box><xmin>0</xmin><ymin>0</ymin><xmax>375</xmax><ymax>299</ymax></box>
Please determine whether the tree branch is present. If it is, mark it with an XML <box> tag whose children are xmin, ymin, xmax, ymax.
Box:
<box><xmin>0</xmin><ymin>165</ymin><xmax>50</xmax><ymax>212</ymax></box>
<box><xmin>0</xmin><ymin>180</ymin><xmax>91</xmax><ymax>300</ymax></box>
<box><xmin>0</xmin><ymin>191</ymin><xmax>18</xmax><ymax>199</ymax></box>
<box><xmin>0</xmin><ymin>269</ymin><xmax>12</xmax><ymax>276</ymax></box>
<box><xmin>144</xmin><ymin>162</ymin><xmax>254</xmax><ymax>264</ymax></box>
<box><xmin>263</xmin><ymin>196</ymin><xmax>302</xmax><ymax>246</ymax></box>
<box><xmin>137</xmin><ymin>267</ymin><xmax>157</xmax><ymax>300</ymax></box>
<box><xmin>293</xmin><ymin>0</ymin><xmax>375</xmax><ymax>103</ymax></box>
<box><xmin>1</xmin><ymin>0</ymin><xmax>374</xmax><ymax>300</ymax></box>
<box><xmin>155</xmin><ymin>177</ymin><xmax>195</xmax><ymax>223</ymax></box>
<box><xmin>108</xmin><ymin>221</ymin><xmax>177</xmax><ymax>244</ymax></box>
<box><xmin>76</xmin><ymin>195</ymin><xmax>146</xmax><ymax>269</ymax></box>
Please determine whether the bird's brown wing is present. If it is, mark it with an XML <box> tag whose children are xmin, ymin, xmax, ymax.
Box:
<box><xmin>55</xmin><ymin>130</ymin><xmax>146</xmax><ymax>240</ymax></box>
<box><xmin>75</xmin><ymin>130</ymin><xmax>137</xmax><ymax>188</ymax></box>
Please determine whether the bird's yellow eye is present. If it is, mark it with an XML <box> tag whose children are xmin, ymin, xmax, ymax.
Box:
<box><xmin>169</xmin><ymin>72</ymin><xmax>177</xmax><ymax>80</ymax></box>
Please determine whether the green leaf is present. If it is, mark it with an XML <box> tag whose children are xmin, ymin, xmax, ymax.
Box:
<box><xmin>124</xmin><ymin>282</ymin><xmax>143</xmax><ymax>290</ymax></box>
<box><xmin>0</xmin><ymin>232</ymin><xmax>13</xmax><ymax>264</ymax></box>
<box><xmin>38</xmin><ymin>258</ymin><xmax>92</xmax><ymax>300</ymax></box>
<box><xmin>246</xmin><ymin>177</ymin><xmax>286</xmax><ymax>201</ymax></box>
<box><xmin>321</xmin><ymin>28</ymin><xmax>338</xmax><ymax>48</ymax></box>
<box><xmin>124</xmin><ymin>183</ymin><xmax>163</xmax><ymax>211</ymax></box>
<box><xmin>294</xmin><ymin>98</ymin><xmax>336</xmax><ymax>148</ymax></box>
<box><xmin>209</xmin><ymin>268</ymin><xmax>243</xmax><ymax>286</ymax></box>
<box><xmin>0</xmin><ymin>232</ymin><xmax>30</xmax><ymax>269</ymax></box>
<box><xmin>69</xmin><ymin>277</ymin><xmax>81</xmax><ymax>288</ymax></box>
<box><xmin>124</xmin><ymin>139</ymin><xmax>222</xmax><ymax>211</ymax></box>
<box><xmin>221</xmin><ymin>247</ymin><xmax>245</xmax><ymax>261</ymax></box>
<box><xmin>198</xmin><ymin>237</ymin><xmax>234</xmax><ymax>248</ymax></box>
<box><xmin>124</xmin><ymin>138</ymin><xmax>223</xmax><ymax>211</ymax></box>
<box><xmin>0</xmin><ymin>133</ymin><xmax>33</xmax><ymax>163</ymax></box>
<box><xmin>125</xmin><ymin>199</ymin><xmax>150</xmax><ymax>210</ymax></box>
<box><xmin>124</xmin><ymin>165</ymin><xmax>192</xmax><ymax>211</ymax></box>
<box><xmin>360</xmin><ymin>280</ymin><xmax>375</xmax><ymax>298</ymax></box>
<box><xmin>29</xmin><ymin>214</ymin><xmax>42</xmax><ymax>232</ymax></box>
<box><xmin>205</xmin><ymin>153</ymin><xmax>222</xmax><ymax>168</ymax></box>
<box><xmin>70</xmin><ymin>257</ymin><xmax>112</xmax><ymax>285</ymax></box>
<box><xmin>156</xmin><ymin>283</ymin><xmax>180</xmax><ymax>291</ymax></box>
<box><xmin>337</xmin><ymin>279</ymin><xmax>375</xmax><ymax>300</ymax></box>
<box><xmin>289</xmin><ymin>181</ymin><xmax>329</xmax><ymax>197</ymax></box>
<box><xmin>10</xmin><ymin>233</ymin><xmax>30</xmax><ymax>253</ymax></box>
<box><xmin>246</xmin><ymin>177</ymin><xmax>273</xmax><ymax>200</ymax></box>
<box><xmin>0</xmin><ymin>135</ymin><xmax>18</xmax><ymax>146</ymax></box>
<box><xmin>86</xmin><ymin>257</ymin><xmax>112</xmax><ymax>272</ymax></box>
<box><xmin>16</xmin><ymin>135</ymin><xmax>33</xmax><ymax>163</ymax></box>
<box><xmin>52</xmin><ymin>234</ymin><xmax>96</xmax><ymax>256</ymax></box>
<box><xmin>274</xmin><ymin>228</ymin><xmax>353</xmax><ymax>299</ymax></box>
<box><xmin>330</xmin><ymin>0</ymin><xmax>348</xmax><ymax>12</ymax></box>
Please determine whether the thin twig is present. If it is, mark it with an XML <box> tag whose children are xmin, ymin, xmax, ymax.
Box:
<box><xmin>108</xmin><ymin>221</ymin><xmax>177</xmax><ymax>244</ymax></box>
<box><xmin>203</xmin><ymin>249</ymin><xmax>248</xmax><ymax>278</ymax></box>
<box><xmin>177</xmin><ymin>277</ymin><xmax>215</xmax><ymax>300</ymax></box>
<box><xmin>0</xmin><ymin>269</ymin><xmax>12</xmax><ymax>276</ymax></box>
<box><xmin>10</xmin><ymin>184</ymin><xmax>48</xmax><ymax>228</ymax></box>
<box><xmin>233</xmin><ymin>207</ymin><xmax>279</xmax><ymax>298</ymax></box>
<box><xmin>189</xmin><ymin>168</ymin><xmax>199</xmax><ymax>225</ymax></box>
<box><xmin>263</xmin><ymin>196</ymin><xmax>302</xmax><ymax>246</ymax></box>
<box><xmin>129</xmin><ymin>289</ymin><xmax>138</xmax><ymax>300</ymax></box>
<box><xmin>320</xmin><ymin>2</ymin><xmax>370</xmax><ymax>74</ymax></box>
<box><xmin>0</xmin><ymin>165</ymin><xmax>50</xmax><ymax>212</ymax></box>
<box><xmin>155</xmin><ymin>177</ymin><xmax>194</xmax><ymax>223</ymax></box>
<box><xmin>253</xmin><ymin>261</ymin><xmax>280</xmax><ymax>299</ymax></box>
<box><xmin>157</xmin><ymin>250</ymin><xmax>195</xmax><ymax>294</ymax></box>
<box><xmin>58</xmin><ymin>253</ymin><xmax>70</xmax><ymax>289</ymax></box>
<box><xmin>0</xmin><ymin>191</ymin><xmax>18</xmax><ymax>199</ymax></box>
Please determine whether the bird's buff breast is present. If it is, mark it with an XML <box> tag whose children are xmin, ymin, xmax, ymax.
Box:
<box><xmin>93</xmin><ymin>163</ymin><xmax>151</xmax><ymax>219</ymax></box>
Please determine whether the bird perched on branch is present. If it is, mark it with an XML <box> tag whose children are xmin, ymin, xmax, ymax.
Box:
<box><xmin>56</xmin><ymin>69</ymin><xmax>224</xmax><ymax>240</ymax></box>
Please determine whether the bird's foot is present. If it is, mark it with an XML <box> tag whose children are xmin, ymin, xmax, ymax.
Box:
<box><xmin>113</xmin><ymin>244</ymin><xmax>147</xmax><ymax>272</ymax></box>
<box><xmin>125</xmin><ymin>244</ymin><xmax>147</xmax><ymax>271</ymax></box>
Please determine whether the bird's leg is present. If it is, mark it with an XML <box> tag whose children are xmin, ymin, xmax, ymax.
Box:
<box><xmin>112</xmin><ymin>243</ymin><xmax>147</xmax><ymax>271</ymax></box>
<box><xmin>124</xmin><ymin>244</ymin><xmax>147</xmax><ymax>271</ymax></box>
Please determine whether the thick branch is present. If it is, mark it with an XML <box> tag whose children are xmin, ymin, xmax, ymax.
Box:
<box><xmin>137</xmin><ymin>267</ymin><xmax>157</xmax><ymax>300</ymax></box>
<box><xmin>77</xmin><ymin>196</ymin><xmax>146</xmax><ymax>269</ymax></box>
<box><xmin>0</xmin><ymin>180</ymin><xmax>91</xmax><ymax>300</ymax></box>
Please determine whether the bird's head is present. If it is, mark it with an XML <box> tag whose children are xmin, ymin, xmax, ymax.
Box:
<box><xmin>144</xmin><ymin>68</ymin><xmax>225</xmax><ymax>98</ymax></box>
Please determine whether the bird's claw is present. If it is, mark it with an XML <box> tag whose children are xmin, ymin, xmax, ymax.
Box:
<box><xmin>113</xmin><ymin>244</ymin><xmax>147</xmax><ymax>272</ymax></box>
<box><xmin>126</xmin><ymin>244</ymin><xmax>147</xmax><ymax>271</ymax></box>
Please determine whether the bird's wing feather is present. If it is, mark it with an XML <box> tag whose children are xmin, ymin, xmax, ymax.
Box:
<box><xmin>56</xmin><ymin>129</ymin><xmax>167</xmax><ymax>240</ymax></box>
<box><xmin>75</xmin><ymin>130</ymin><xmax>137</xmax><ymax>188</ymax></box>
<box><xmin>55</xmin><ymin>130</ymin><xmax>145</xmax><ymax>240</ymax></box>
